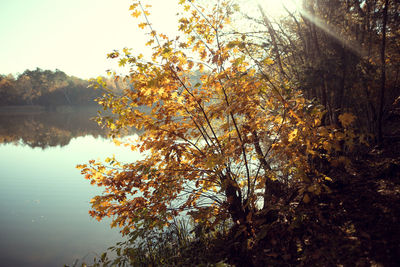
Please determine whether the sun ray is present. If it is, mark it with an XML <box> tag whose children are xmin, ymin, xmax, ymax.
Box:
<box><xmin>296</xmin><ymin>4</ymin><xmax>366</xmax><ymax>57</ymax></box>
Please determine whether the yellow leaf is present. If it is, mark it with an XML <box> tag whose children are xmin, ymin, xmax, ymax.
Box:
<box><xmin>262</xmin><ymin>57</ymin><xmax>274</xmax><ymax>65</ymax></box>
<box><xmin>274</xmin><ymin>115</ymin><xmax>283</xmax><ymax>124</ymax></box>
<box><xmin>129</xmin><ymin>3</ymin><xmax>138</xmax><ymax>10</ymax></box>
<box><xmin>288</xmin><ymin>128</ymin><xmax>298</xmax><ymax>142</ymax></box>
<box><xmin>138</xmin><ymin>23</ymin><xmax>147</xmax><ymax>29</ymax></box>
<box><xmin>158</xmin><ymin>88</ymin><xmax>165</xmax><ymax>96</ymax></box>
<box><xmin>131</xmin><ymin>10</ymin><xmax>141</xmax><ymax>18</ymax></box>
<box><xmin>177</xmin><ymin>96</ymin><xmax>184</xmax><ymax>104</ymax></box>
<box><xmin>146</xmin><ymin>39</ymin><xmax>155</xmax><ymax>46</ymax></box>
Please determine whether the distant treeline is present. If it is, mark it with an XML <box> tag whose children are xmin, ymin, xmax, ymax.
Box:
<box><xmin>0</xmin><ymin>68</ymin><xmax>127</xmax><ymax>106</ymax></box>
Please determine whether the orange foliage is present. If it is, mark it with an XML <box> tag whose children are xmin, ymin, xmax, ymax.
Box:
<box><xmin>77</xmin><ymin>0</ymin><xmax>356</xmax><ymax>235</ymax></box>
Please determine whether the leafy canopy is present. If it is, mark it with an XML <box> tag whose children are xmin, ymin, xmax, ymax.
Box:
<box><xmin>77</xmin><ymin>0</ymin><xmax>355</xmax><ymax>235</ymax></box>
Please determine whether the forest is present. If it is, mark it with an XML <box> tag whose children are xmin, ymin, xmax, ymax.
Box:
<box><xmin>73</xmin><ymin>0</ymin><xmax>400</xmax><ymax>266</ymax></box>
<box><xmin>0</xmin><ymin>68</ymin><xmax>127</xmax><ymax>107</ymax></box>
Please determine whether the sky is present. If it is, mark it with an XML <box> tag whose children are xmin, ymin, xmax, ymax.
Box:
<box><xmin>0</xmin><ymin>0</ymin><xmax>298</xmax><ymax>79</ymax></box>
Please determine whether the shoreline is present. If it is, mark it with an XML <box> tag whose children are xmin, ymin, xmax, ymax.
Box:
<box><xmin>0</xmin><ymin>105</ymin><xmax>99</xmax><ymax>115</ymax></box>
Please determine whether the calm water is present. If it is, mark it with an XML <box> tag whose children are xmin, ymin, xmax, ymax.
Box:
<box><xmin>0</xmin><ymin>108</ymin><xmax>141</xmax><ymax>266</ymax></box>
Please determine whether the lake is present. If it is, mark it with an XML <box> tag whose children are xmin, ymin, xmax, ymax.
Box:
<box><xmin>0</xmin><ymin>107</ymin><xmax>141</xmax><ymax>266</ymax></box>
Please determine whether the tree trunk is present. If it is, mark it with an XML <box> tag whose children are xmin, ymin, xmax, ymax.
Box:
<box><xmin>377</xmin><ymin>0</ymin><xmax>389</xmax><ymax>145</ymax></box>
<box><xmin>222</xmin><ymin>173</ymin><xmax>247</xmax><ymax>225</ymax></box>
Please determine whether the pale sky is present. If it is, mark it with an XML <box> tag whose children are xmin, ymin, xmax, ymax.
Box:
<box><xmin>0</xmin><ymin>0</ymin><xmax>180</xmax><ymax>79</ymax></box>
<box><xmin>0</xmin><ymin>0</ymin><xmax>297</xmax><ymax>79</ymax></box>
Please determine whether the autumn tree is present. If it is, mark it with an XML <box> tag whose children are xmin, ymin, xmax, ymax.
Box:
<box><xmin>0</xmin><ymin>74</ymin><xmax>19</xmax><ymax>105</ymax></box>
<box><xmin>0</xmin><ymin>68</ymin><xmax>115</xmax><ymax>106</ymax></box>
<box><xmin>78</xmin><ymin>0</ymin><xmax>357</xmax><ymax>236</ymax></box>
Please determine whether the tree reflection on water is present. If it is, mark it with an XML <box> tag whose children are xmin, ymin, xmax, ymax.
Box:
<box><xmin>0</xmin><ymin>106</ymin><xmax>136</xmax><ymax>149</ymax></box>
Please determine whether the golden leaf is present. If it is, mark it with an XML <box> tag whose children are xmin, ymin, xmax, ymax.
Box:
<box><xmin>288</xmin><ymin>128</ymin><xmax>298</xmax><ymax>142</ymax></box>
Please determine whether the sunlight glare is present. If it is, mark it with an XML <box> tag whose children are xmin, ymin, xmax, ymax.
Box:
<box><xmin>256</xmin><ymin>0</ymin><xmax>300</xmax><ymax>18</ymax></box>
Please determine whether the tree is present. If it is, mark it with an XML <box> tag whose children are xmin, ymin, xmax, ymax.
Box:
<box><xmin>0</xmin><ymin>74</ymin><xmax>18</xmax><ymax>105</ymax></box>
<box><xmin>0</xmin><ymin>68</ymin><xmax>107</xmax><ymax>107</ymax></box>
<box><xmin>78</xmin><ymin>0</ymin><xmax>357</xmax><ymax>236</ymax></box>
<box><xmin>277</xmin><ymin>0</ymin><xmax>399</xmax><ymax>140</ymax></box>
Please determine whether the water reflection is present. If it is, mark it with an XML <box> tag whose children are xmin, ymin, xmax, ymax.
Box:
<box><xmin>0</xmin><ymin>106</ymin><xmax>138</xmax><ymax>148</ymax></box>
<box><xmin>0</xmin><ymin>107</ymin><xmax>142</xmax><ymax>267</ymax></box>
